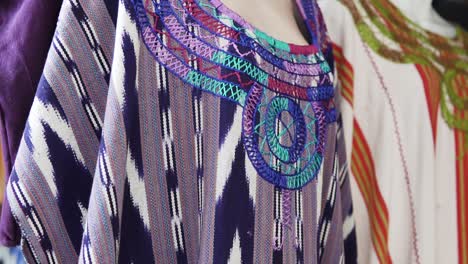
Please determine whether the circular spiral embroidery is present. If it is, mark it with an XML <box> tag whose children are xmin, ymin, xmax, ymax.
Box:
<box><xmin>265</xmin><ymin>96</ymin><xmax>307</xmax><ymax>163</ymax></box>
<box><xmin>132</xmin><ymin>0</ymin><xmax>338</xmax><ymax>189</ymax></box>
<box><xmin>243</xmin><ymin>84</ymin><xmax>330</xmax><ymax>189</ymax></box>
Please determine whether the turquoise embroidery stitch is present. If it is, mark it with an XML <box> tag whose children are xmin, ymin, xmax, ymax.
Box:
<box><xmin>242</xmin><ymin>84</ymin><xmax>328</xmax><ymax>189</ymax></box>
<box><xmin>185</xmin><ymin>70</ymin><xmax>247</xmax><ymax>105</ymax></box>
<box><xmin>211</xmin><ymin>51</ymin><xmax>269</xmax><ymax>84</ymax></box>
<box><xmin>133</xmin><ymin>0</ymin><xmax>337</xmax><ymax>189</ymax></box>
<box><xmin>265</xmin><ymin>96</ymin><xmax>306</xmax><ymax>163</ymax></box>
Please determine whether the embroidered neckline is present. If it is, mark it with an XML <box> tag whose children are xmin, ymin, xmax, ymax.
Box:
<box><xmin>340</xmin><ymin>0</ymin><xmax>468</xmax><ymax>142</ymax></box>
<box><xmin>350</xmin><ymin>0</ymin><xmax>468</xmax><ymax>65</ymax></box>
<box><xmin>200</xmin><ymin>0</ymin><xmax>317</xmax><ymax>53</ymax></box>
<box><xmin>132</xmin><ymin>0</ymin><xmax>337</xmax><ymax>189</ymax></box>
<box><xmin>180</xmin><ymin>0</ymin><xmax>330</xmax><ymax>63</ymax></box>
<box><xmin>137</xmin><ymin>0</ymin><xmax>335</xmax><ymax>97</ymax></box>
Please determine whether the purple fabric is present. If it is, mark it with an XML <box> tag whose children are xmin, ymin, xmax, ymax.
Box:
<box><xmin>0</xmin><ymin>0</ymin><xmax>62</xmax><ymax>246</ymax></box>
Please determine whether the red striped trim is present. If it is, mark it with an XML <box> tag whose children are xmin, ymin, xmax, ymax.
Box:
<box><xmin>352</xmin><ymin>121</ymin><xmax>392</xmax><ymax>264</ymax></box>
<box><xmin>417</xmin><ymin>66</ymin><xmax>468</xmax><ymax>263</ymax></box>
<box><xmin>415</xmin><ymin>65</ymin><xmax>441</xmax><ymax>145</ymax></box>
<box><xmin>454</xmin><ymin>73</ymin><xmax>468</xmax><ymax>264</ymax></box>
<box><xmin>332</xmin><ymin>44</ymin><xmax>354</xmax><ymax>106</ymax></box>
<box><xmin>332</xmin><ymin>43</ymin><xmax>392</xmax><ymax>263</ymax></box>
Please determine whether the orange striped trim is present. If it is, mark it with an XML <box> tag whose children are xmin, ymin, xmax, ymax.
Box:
<box><xmin>454</xmin><ymin>73</ymin><xmax>468</xmax><ymax>264</ymax></box>
<box><xmin>352</xmin><ymin>121</ymin><xmax>392</xmax><ymax>264</ymax></box>
<box><xmin>332</xmin><ymin>43</ymin><xmax>392</xmax><ymax>263</ymax></box>
<box><xmin>415</xmin><ymin>65</ymin><xmax>441</xmax><ymax>145</ymax></box>
<box><xmin>332</xmin><ymin>44</ymin><xmax>354</xmax><ymax>106</ymax></box>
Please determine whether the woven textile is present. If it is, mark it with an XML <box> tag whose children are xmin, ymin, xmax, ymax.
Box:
<box><xmin>8</xmin><ymin>0</ymin><xmax>356</xmax><ymax>262</ymax></box>
<box><xmin>321</xmin><ymin>0</ymin><xmax>468</xmax><ymax>263</ymax></box>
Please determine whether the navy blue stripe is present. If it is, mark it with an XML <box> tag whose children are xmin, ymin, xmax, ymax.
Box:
<box><xmin>213</xmin><ymin>141</ymin><xmax>255</xmax><ymax>264</ymax></box>
<box><xmin>118</xmin><ymin>180</ymin><xmax>155</xmax><ymax>263</ymax></box>
<box><xmin>104</xmin><ymin>0</ymin><xmax>119</xmax><ymax>25</ymax></box>
<box><xmin>42</xmin><ymin>122</ymin><xmax>93</xmax><ymax>253</ymax></box>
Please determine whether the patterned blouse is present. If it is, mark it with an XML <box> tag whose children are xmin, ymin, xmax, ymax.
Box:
<box><xmin>7</xmin><ymin>0</ymin><xmax>356</xmax><ymax>263</ymax></box>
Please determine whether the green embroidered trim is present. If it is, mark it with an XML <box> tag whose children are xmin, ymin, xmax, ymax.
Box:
<box><xmin>349</xmin><ymin>0</ymin><xmax>467</xmax><ymax>68</ymax></box>
<box><xmin>211</xmin><ymin>51</ymin><xmax>270</xmax><ymax>84</ymax></box>
<box><xmin>185</xmin><ymin>70</ymin><xmax>247</xmax><ymax>105</ymax></box>
<box><xmin>369</xmin><ymin>0</ymin><xmax>467</xmax><ymax>55</ymax></box>
<box><xmin>445</xmin><ymin>70</ymin><xmax>468</xmax><ymax>110</ymax></box>
<box><xmin>368</xmin><ymin>0</ymin><xmax>467</xmax><ymax>64</ymax></box>
<box><xmin>341</xmin><ymin>0</ymin><xmax>468</xmax><ymax>139</ymax></box>
<box><xmin>441</xmin><ymin>70</ymin><xmax>468</xmax><ymax>131</ymax></box>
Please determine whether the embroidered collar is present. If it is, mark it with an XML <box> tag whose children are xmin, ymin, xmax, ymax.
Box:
<box><xmin>132</xmin><ymin>0</ymin><xmax>337</xmax><ymax>189</ymax></box>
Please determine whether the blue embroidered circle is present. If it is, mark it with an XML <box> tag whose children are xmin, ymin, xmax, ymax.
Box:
<box><xmin>132</xmin><ymin>0</ymin><xmax>337</xmax><ymax>189</ymax></box>
<box><xmin>242</xmin><ymin>84</ymin><xmax>328</xmax><ymax>189</ymax></box>
<box><xmin>265</xmin><ymin>96</ymin><xmax>306</xmax><ymax>164</ymax></box>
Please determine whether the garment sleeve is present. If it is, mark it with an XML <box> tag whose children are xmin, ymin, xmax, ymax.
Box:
<box><xmin>78</xmin><ymin>1</ymin><xmax>147</xmax><ymax>262</ymax></box>
<box><xmin>5</xmin><ymin>0</ymin><xmax>117</xmax><ymax>262</ymax></box>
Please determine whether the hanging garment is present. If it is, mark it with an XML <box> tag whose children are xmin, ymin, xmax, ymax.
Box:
<box><xmin>320</xmin><ymin>0</ymin><xmax>468</xmax><ymax>263</ymax></box>
<box><xmin>7</xmin><ymin>0</ymin><xmax>357</xmax><ymax>262</ymax></box>
<box><xmin>0</xmin><ymin>0</ymin><xmax>63</xmax><ymax>247</ymax></box>
<box><xmin>0</xmin><ymin>130</ymin><xmax>24</xmax><ymax>264</ymax></box>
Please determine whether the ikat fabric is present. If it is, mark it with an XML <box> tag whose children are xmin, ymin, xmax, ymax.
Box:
<box><xmin>7</xmin><ymin>0</ymin><xmax>357</xmax><ymax>263</ymax></box>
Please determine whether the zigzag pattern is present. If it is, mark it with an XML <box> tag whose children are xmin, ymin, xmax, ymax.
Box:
<box><xmin>136</xmin><ymin>1</ymin><xmax>336</xmax><ymax>104</ymax></box>
<box><xmin>172</xmin><ymin>0</ymin><xmax>330</xmax><ymax>77</ymax></box>
<box><xmin>156</xmin><ymin>2</ymin><xmax>331</xmax><ymax>88</ymax></box>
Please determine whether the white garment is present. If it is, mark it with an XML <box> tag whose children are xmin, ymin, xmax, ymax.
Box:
<box><xmin>320</xmin><ymin>1</ymin><xmax>467</xmax><ymax>263</ymax></box>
